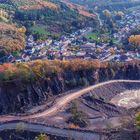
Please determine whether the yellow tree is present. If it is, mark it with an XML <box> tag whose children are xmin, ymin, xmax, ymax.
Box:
<box><xmin>129</xmin><ymin>35</ymin><xmax>140</xmax><ymax>46</ymax></box>
<box><xmin>115</xmin><ymin>11</ymin><xmax>124</xmax><ymax>17</ymax></box>
<box><xmin>103</xmin><ymin>9</ymin><xmax>111</xmax><ymax>17</ymax></box>
<box><xmin>17</xmin><ymin>26</ymin><xmax>26</xmax><ymax>33</ymax></box>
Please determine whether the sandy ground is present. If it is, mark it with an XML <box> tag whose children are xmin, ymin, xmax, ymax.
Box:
<box><xmin>110</xmin><ymin>90</ymin><xmax>140</xmax><ymax>109</ymax></box>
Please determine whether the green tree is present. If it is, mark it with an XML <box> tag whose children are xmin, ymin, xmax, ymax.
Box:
<box><xmin>35</xmin><ymin>133</ymin><xmax>49</xmax><ymax>140</ymax></box>
<box><xmin>68</xmin><ymin>102</ymin><xmax>88</xmax><ymax>128</ymax></box>
<box><xmin>135</xmin><ymin>112</ymin><xmax>140</xmax><ymax>130</ymax></box>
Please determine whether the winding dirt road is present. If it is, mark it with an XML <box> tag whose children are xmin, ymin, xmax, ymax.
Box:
<box><xmin>0</xmin><ymin>80</ymin><xmax>139</xmax><ymax>140</ymax></box>
<box><xmin>0</xmin><ymin>80</ymin><xmax>140</xmax><ymax>122</ymax></box>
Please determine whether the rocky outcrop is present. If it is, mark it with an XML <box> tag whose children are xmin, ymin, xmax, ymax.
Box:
<box><xmin>0</xmin><ymin>63</ymin><xmax>139</xmax><ymax>114</ymax></box>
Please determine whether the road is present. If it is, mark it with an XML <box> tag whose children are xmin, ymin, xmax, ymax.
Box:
<box><xmin>0</xmin><ymin>121</ymin><xmax>101</xmax><ymax>140</ymax></box>
<box><xmin>95</xmin><ymin>12</ymin><xmax>103</xmax><ymax>26</ymax></box>
<box><xmin>0</xmin><ymin>80</ymin><xmax>140</xmax><ymax>122</ymax></box>
<box><xmin>0</xmin><ymin>80</ymin><xmax>139</xmax><ymax>139</ymax></box>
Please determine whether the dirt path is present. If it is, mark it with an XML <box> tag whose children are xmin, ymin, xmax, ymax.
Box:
<box><xmin>0</xmin><ymin>80</ymin><xmax>139</xmax><ymax>122</ymax></box>
<box><xmin>0</xmin><ymin>121</ymin><xmax>101</xmax><ymax>140</ymax></box>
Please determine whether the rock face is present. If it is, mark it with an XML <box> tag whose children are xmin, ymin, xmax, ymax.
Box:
<box><xmin>0</xmin><ymin>63</ymin><xmax>139</xmax><ymax>114</ymax></box>
<box><xmin>83</xmin><ymin>82</ymin><xmax>140</xmax><ymax>118</ymax></box>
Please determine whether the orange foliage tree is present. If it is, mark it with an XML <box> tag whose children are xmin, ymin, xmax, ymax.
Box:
<box><xmin>128</xmin><ymin>35</ymin><xmax>140</xmax><ymax>46</ymax></box>
<box><xmin>0</xmin><ymin>59</ymin><xmax>102</xmax><ymax>82</ymax></box>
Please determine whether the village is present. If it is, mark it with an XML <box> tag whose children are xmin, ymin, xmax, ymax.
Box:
<box><xmin>1</xmin><ymin>0</ymin><xmax>140</xmax><ymax>139</ymax></box>
<box><xmin>6</xmin><ymin>9</ymin><xmax>140</xmax><ymax>63</ymax></box>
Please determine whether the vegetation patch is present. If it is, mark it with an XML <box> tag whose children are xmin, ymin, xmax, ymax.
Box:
<box><xmin>0</xmin><ymin>22</ymin><xmax>25</xmax><ymax>57</ymax></box>
<box><xmin>67</xmin><ymin>101</ymin><xmax>88</xmax><ymax>128</ymax></box>
<box><xmin>29</xmin><ymin>25</ymin><xmax>50</xmax><ymax>40</ymax></box>
<box><xmin>9</xmin><ymin>0</ymin><xmax>58</xmax><ymax>10</ymax></box>
<box><xmin>85</xmin><ymin>32</ymin><xmax>99</xmax><ymax>41</ymax></box>
<box><xmin>0</xmin><ymin>59</ymin><xmax>101</xmax><ymax>82</ymax></box>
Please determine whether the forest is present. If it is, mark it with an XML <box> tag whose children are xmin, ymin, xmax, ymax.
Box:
<box><xmin>0</xmin><ymin>22</ymin><xmax>25</xmax><ymax>57</ymax></box>
<box><xmin>0</xmin><ymin>59</ymin><xmax>139</xmax><ymax>84</ymax></box>
<box><xmin>14</xmin><ymin>3</ymin><xmax>97</xmax><ymax>40</ymax></box>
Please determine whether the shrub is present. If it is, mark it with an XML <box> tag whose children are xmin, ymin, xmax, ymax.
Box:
<box><xmin>135</xmin><ymin>112</ymin><xmax>140</xmax><ymax>130</ymax></box>
<box><xmin>68</xmin><ymin>102</ymin><xmax>88</xmax><ymax>128</ymax></box>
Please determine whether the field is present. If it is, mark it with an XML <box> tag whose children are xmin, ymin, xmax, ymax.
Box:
<box><xmin>84</xmin><ymin>31</ymin><xmax>116</xmax><ymax>43</ymax></box>
<box><xmin>30</xmin><ymin>25</ymin><xmax>49</xmax><ymax>35</ymax></box>
<box><xmin>85</xmin><ymin>32</ymin><xmax>99</xmax><ymax>40</ymax></box>
<box><xmin>29</xmin><ymin>25</ymin><xmax>50</xmax><ymax>40</ymax></box>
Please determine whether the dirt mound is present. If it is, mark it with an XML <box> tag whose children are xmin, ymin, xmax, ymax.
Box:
<box><xmin>111</xmin><ymin>90</ymin><xmax>140</xmax><ymax>109</ymax></box>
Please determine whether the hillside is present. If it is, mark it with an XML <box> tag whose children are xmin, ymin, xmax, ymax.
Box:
<box><xmin>0</xmin><ymin>22</ymin><xmax>25</xmax><ymax>59</ymax></box>
<box><xmin>0</xmin><ymin>0</ymin><xmax>98</xmax><ymax>40</ymax></box>
<box><xmin>60</xmin><ymin>0</ymin><xmax>96</xmax><ymax>18</ymax></box>
<box><xmin>0</xmin><ymin>59</ymin><xmax>139</xmax><ymax>114</ymax></box>
<box><xmin>9</xmin><ymin>0</ymin><xmax>58</xmax><ymax>10</ymax></box>
<box><xmin>3</xmin><ymin>0</ymin><xmax>96</xmax><ymax>17</ymax></box>
<box><xmin>70</xmin><ymin>0</ymin><xmax>140</xmax><ymax>10</ymax></box>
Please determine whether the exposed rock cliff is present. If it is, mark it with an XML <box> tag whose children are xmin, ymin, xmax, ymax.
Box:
<box><xmin>0</xmin><ymin>61</ymin><xmax>139</xmax><ymax>114</ymax></box>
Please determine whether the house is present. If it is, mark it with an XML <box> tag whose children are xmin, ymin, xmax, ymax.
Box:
<box><xmin>7</xmin><ymin>54</ymin><xmax>15</xmax><ymax>62</ymax></box>
<box><xmin>24</xmin><ymin>46</ymin><xmax>35</xmax><ymax>54</ymax></box>
<box><xmin>33</xmin><ymin>44</ymin><xmax>43</xmax><ymax>51</ymax></box>
<box><xmin>15</xmin><ymin>56</ymin><xmax>22</xmax><ymax>63</ymax></box>
<box><xmin>80</xmin><ymin>43</ymin><xmax>96</xmax><ymax>50</ymax></box>
<box><xmin>22</xmin><ymin>54</ymin><xmax>30</xmax><ymax>61</ymax></box>
<box><xmin>45</xmin><ymin>39</ymin><xmax>53</xmax><ymax>46</ymax></box>
<box><xmin>39</xmin><ymin>49</ymin><xmax>47</xmax><ymax>56</ymax></box>
<box><xmin>76</xmin><ymin>51</ymin><xmax>86</xmax><ymax>57</ymax></box>
<box><xmin>136</xmin><ymin>53</ymin><xmax>140</xmax><ymax>59</ymax></box>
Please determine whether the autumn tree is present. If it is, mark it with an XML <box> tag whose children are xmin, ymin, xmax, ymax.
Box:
<box><xmin>115</xmin><ymin>11</ymin><xmax>124</xmax><ymax>20</ymax></box>
<box><xmin>17</xmin><ymin>26</ymin><xmax>26</xmax><ymax>33</ymax></box>
<box><xmin>0</xmin><ymin>59</ymin><xmax>101</xmax><ymax>82</ymax></box>
<box><xmin>103</xmin><ymin>9</ymin><xmax>111</xmax><ymax>18</ymax></box>
<box><xmin>16</xmin><ymin>62</ymin><xmax>32</xmax><ymax>81</ymax></box>
<box><xmin>0</xmin><ymin>23</ymin><xmax>25</xmax><ymax>56</ymax></box>
<box><xmin>128</xmin><ymin>35</ymin><xmax>140</xmax><ymax>46</ymax></box>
